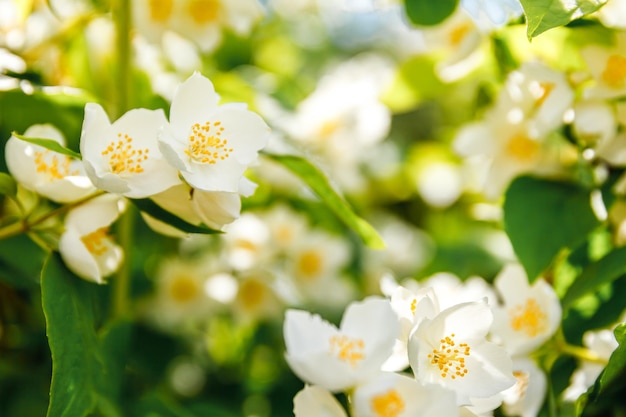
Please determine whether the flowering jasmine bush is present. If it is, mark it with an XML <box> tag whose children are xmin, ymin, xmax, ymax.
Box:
<box><xmin>1</xmin><ymin>0</ymin><xmax>626</xmax><ymax>417</ymax></box>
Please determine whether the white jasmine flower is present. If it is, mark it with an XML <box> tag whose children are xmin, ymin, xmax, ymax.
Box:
<box><xmin>420</xmin><ymin>272</ymin><xmax>498</xmax><ymax>311</ymax></box>
<box><xmin>221</xmin><ymin>212</ymin><xmax>272</xmax><ymax>270</ymax></box>
<box><xmin>284</xmin><ymin>297</ymin><xmax>400</xmax><ymax>392</ymax></box>
<box><xmin>58</xmin><ymin>194</ymin><xmax>126</xmax><ymax>284</ymax></box>
<box><xmin>352</xmin><ymin>372</ymin><xmax>459</xmax><ymax>417</ymax></box>
<box><xmin>501</xmin><ymin>357</ymin><xmax>547</xmax><ymax>417</ymax></box>
<box><xmin>491</xmin><ymin>263</ymin><xmax>562</xmax><ymax>356</ymax></box>
<box><xmin>232</xmin><ymin>270</ymin><xmax>283</xmax><ymax>323</ymax></box>
<box><xmin>293</xmin><ymin>385</ymin><xmax>347</xmax><ymax>417</ymax></box>
<box><xmin>581</xmin><ymin>34</ymin><xmax>626</xmax><ymax>99</ymax></box>
<box><xmin>158</xmin><ymin>72</ymin><xmax>270</xmax><ymax>193</ymax></box>
<box><xmin>80</xmin><ymin>103</ymin><xmax>180</xmax><ymax>198</ymax></box>
<box><xmin>5</xmin><ymin>124</ymin><xmax>95</xmax><ymax>203</ymax></box>
<box><xmin>408</xmin><ymin>301</ymin><xmax>515</xmax><ymax>405</ymax></box>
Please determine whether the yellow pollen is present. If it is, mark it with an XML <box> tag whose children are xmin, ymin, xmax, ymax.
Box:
<box><xmin>449</xmin><ymin>22</ymin><xmax>473</xmax><ymax>47</ymax></box>
<box><xmin>371</xmin><ymin>389</ymin><xmax>405</xmax><ymax>417</ymax></box>
<box><xmin>169</xmin><ymin>275</ymin><xmax>200</xmax><ymax>303</ymax></box>
<box><xmin>238</xmin><ymin>279</ymin><xmax>267</xmax><ymax>311</ymax></box>
<box><xmin>329</xmin><ymin>335</ymin><xmax>365</xmax><ymax>368</ymax></box>
<box><xmin>509</xmin><ymin>298</ymin><xmax>548</xmax><ymax>337</ymax></box>
<box><xmin>34</xmin><ymin>150</ymin><xmax>79</xmax><ymax>181</ymax></box>
<box><xmin>296</xmin><ymin>250</ymin><xmax>322</xmax><ymax>280</ymax></box>
<box><xmin>506</xmin><ymin>133</ymin><xmax>540</xmax><ymax>163</ymax></box>
<box><xmin>148</xmin><ymin>0</ymin><xmax>174</xmax><ymax>22</ymax></box>
<box><xmin>101</xmin><ymin>133</ymin><xmax>150</xmax><ymax>175</ymax></box>
<box><xmin>187</xmin><ymin>0</ymin><xmax>222</xmax><ymax>25</ymax></box>
<box><xmin>185</xmin><ymin>121</ymin><xmax>232</xmax><ymax>164</ymax></box>
<box><xmin>601</xmin><ymin>54</ymin><xmax>626</xmax><ymax>88</ymax></box>
<box><xmin>80</xmin><ymin>227</ymin><xmax>110</xmax><ymax>256</ymax></box>
<box><xmin>318</xmin><ymin>119</ymin><xmax>341</xmax><ymax>138</ymax></box>
<box><xmin>427</xmin><ymin>333</ymin><xmax>471</xmax><ymax>380</ymax></box>
<box><xmin>410</xmin><ymin>299</ymin><xmax>417</xmax><ymax>315</ymax></box>
<box><xmin>512</xmin><ymin>370</ymin><xmax>530</xmax><ymax>400</ymax></box>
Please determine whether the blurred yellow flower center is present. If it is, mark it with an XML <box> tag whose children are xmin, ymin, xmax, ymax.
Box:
<box><xmin>329</xmin><ymin>334</ymin><xmax>365</xmax><ymax>368</ymax></box>
<box><xmin>34</xmin><ymin>150</ymin><xmax>78</xmax><ymax>181</ymax></box>
<box><xmin>449</xmin><ymin>21</ymin><xmax>473</xmax><ymax>46</ymax></box>
<box><xmin>148</xmin><ymin>0</ymin><xmax>173</xmax><ymax>23</ymax></box>
<box><xmin>410</xmin><ymin>298</ymin><xmax>417</xmax><ymax>315</ymax></box>
<box><xmin>602</xmin><ymin>54</ymin><xmax>626</xmax><ymax>88</ymax></box>
<box><xmin>81</xmin><ymin>227</ymin><xmax>110</xmax><ymax>256</ymax></box>
<box><xmin>509</xmin><ymin>298</ymin><xmax>548</xmax><ymax>337</ymax></box>
<box><xmin>534</xmin><ymin>82</ymin><xmax>555</xmax><ymax>107</ymax></box>
<box><xmin>170</xmin><ymin>275</ymin><xmax>200</xmax><ymax>303</ymax></box>
<box><xmin>428</xmin><ymin>333</ymin><xmax>470</xmax><ymax>380</ymax></box>
<box><xmin>318</xmin><ymin>119</ymin><xmax>341</xmax><ymax>138</ymax></box>
<box><xmin>187</xmin><ymin>0</ymin><xmax>222</xmax><ymax>25</ymax></box>
<box><xmin>102</xmin><ymin>133</ymin><xmax>150</xmax><ymax>174</ymax></box>
<box><xmin>506</xmin><ymin>133</ymin><xmax>540</xmax><ymax>163</ymax></box>
<box><xmin>511</xmin><ymin>370</ymin><xmax>530</xmax><ymax>400</ymax></box>
<box><xmin>185</xmin><ymin>121</ymin><xmax>233</xmax><ymax>165</ymax></box>
<box><xmin>371</xmin><ymin>389</ymin><xmax>405</xmax><ymax>417</ymax></box>
<box><xmin>296</xmin><ymin>250</ymin><xmax>322</xmax><ymax>280</ymax></box>
<box><xmin>238</xmin><ymin>279</ymin><xmax>266</xmax><ymax>310</ymax></box>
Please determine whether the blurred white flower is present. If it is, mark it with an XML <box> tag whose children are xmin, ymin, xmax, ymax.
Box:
<box><xmin>293</xmin><ymin>385</ymin><xmax>347</xmax><ymax>417</ymax></box>
<box><xmin>80</xmin><ymin>103</ymin><xmax>180</xmax><ymax>198</ymax></box>
<box><xmin>596</xmin><ymin>0</ymin><xmax>626</xmax><ymax>29</ymax></box>
<box><xmin>133</xmin><ymin>0</ymin><xmax>265</xmax><ymax>52</ymax></box>
<box><xmin>58</xmin><ymin>194</ymin><xmax>126</xmax><ymax>284</ymax></box>
<box><xmin>408</xmin><ymin>301</ymin><xmax>515</xmax><ymax>405</ymax></box>
<box><xmin>158</xmin><ymin>72</ymin><xmax>270</xmax><ymax>193</ymax></box>
<box><xmin>491</xmin><ymin>263</ymin><xmax>562</xmax><ymax>356</ymax></box>
<box><xmin>461</xmin><ymin>0</ymin><xmax>523</xmax><ymax>29</ymax></box>
<box><xmin>501</xmin><ymin>357</ymin><xmax>547</xmax><ymax>417</ymax></box>
<box><xmin>581</xmin><ymin>34</ymin><xmax>626</xmax><ymax>99</ymax></box>
<box><xmin>352</xmin><ymin>371</ymin><xmax>459</xmax><ymax>417</ymax></box>
<box><xmin>221</xmin><ymin>212</ymin><xmax>272</xmax><ymax>270</ymax></box>
<box><xmin>5</xmin><ymin>124</ymin><xmax>95</xmax><ymax>203</ymax></box>
<box><xmin>232</xmin><ymin>270</ymin><xmax>283</xmax><ymax>324</ymax></box>
<box><xmin>284</xmin><ymin>297</ymin><xmax>400</xmax><ymax>392</ymax></box>
<box><xmin>420</xmin><ymin>272</ymin><xmax>498</xmax><ymax>311</ymax></box>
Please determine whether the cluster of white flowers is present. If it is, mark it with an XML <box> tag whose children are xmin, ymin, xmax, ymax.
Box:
<box><xmin>4</xmin><ymin>72</ymin><xmax>270</xmax><ymax>283</ymax></box>
<box><xmin>282</xmin><ymin>262</ymin><xmax>615</xmax><ymax>417</ymax></box>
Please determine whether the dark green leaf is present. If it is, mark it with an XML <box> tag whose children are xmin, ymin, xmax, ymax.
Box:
<box><xmin>404</xmin><ymin>0</ymin><xmax>459</xmax><ymax>26</ymax></box>
<box><xmin>0</xmin><ymin>172</ymin><xmax>17</xmax><ymax>198</ymax></box>
<box><xmin>131</xmin><ymin>198</ymin><xmax>223</xmax><ymax>235</ymax></box>
<box><xmin>0</xmin><ymin>234</ymin><xmax>48</xmax><ymax>288</ymax></box>
<box><xmin>520</xmin><ymin>0</ymin><xmax>608</xmax><ymax>39</ymax></box>
<box><xmin>264</xmin><ymin>153</ymin><xmax>385</xmax><ymax>249</ymax></box>
<box><xmin>11</xmin><ymin>132</ymin><xmax>82</xmax><ymax>159</ymax></box>
<box><xmin>562</xmin><ymin>246</ymin><xmax>626</xmax><ymax>309</ymax></box>
<box><xmin>41</xmin><ymin>254</ymin><xmax>123</xmax><ymax>417</ymax></box>
<box><xmin>503</xmin><ymin>176</ymin><xmax>600</xmax><ymax>282</ymax></box>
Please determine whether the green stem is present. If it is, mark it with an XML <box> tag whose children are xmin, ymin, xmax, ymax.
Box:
<box><xmin>111</xmin><ymin>0</ymin><xmax>133</xmax><ymax>320</ymax></box>
<box><xmin>560</xmin><ymin>343</ymin><xmax>608</xmax><ymax>365</ymax></box>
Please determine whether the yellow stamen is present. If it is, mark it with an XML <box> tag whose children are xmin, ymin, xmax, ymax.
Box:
<box><xmin>329</xmin><ymin>335</ymin><xmax>365</xmax><ymax>368</ymax></box>
<box><xmin>449</xmin><ymin>22</ymin><xmax>473</xmax><ymax>47</ymax></box>
<box><xmin>148</xmin><ymin>0</ymin><xmax>174</xmax><ymax>23</ymax></box>
<box><xmin>505</xmin><ymin>133</ymin><xmax>540</xmax><ymax>163</ymax></box>
<box><xmin>34</xmin><ymin>150</ymin><xmax>79</xmax><ymax>181</ymax></box>
<box><xmin>427</xmin><ymin>333</ymin><xmax>471</xmax><ymax>380</ymax></box>
<box><xmin>187</xmin><ymin>0</ymin><xmax>222</xmax><ymax>25</ymax></box>
<box><xmin>601</xmin><ymin>54</ymin><xmax>626</xmax><ymax>88</ymax></box>
<box><xmin>296</xmin><ymin>250</ymin><xmax>322</xmax><ymax>280</ymax></box>
<box><xmin>101</xmin><ymin>133</ymin><xmax>150</xmax><ymax>175</ymax></box>
<box><xmin>81</xmin><ymin>227</ymin><xmax>110</xmax><ymax>256</ymax></box>
<box><xmin>169</xmin><ymin>275</ymin><xmax>200</xmax><ymax>303</ymax></box>
<box><xmin>185</xmin><ymin>121</ymin><xmax>233</xmax><ymax>164</ymax></box>
<box><xmin>371</xmin><ymin>389</ymin><xmax>405</xmax><ymax>417</ymax></box>
<box><xmin>509</xmin><ymin>298</ymin><xmax>548</xmax><ymax>337</ymax></box>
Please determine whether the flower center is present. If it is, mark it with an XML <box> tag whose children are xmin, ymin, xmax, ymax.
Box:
<box><xmin>34</xmin><ymin>150</ymin><xmax>79</xmax><ymax>181</ymax></box>
<box><xmin>187</xmin><ymin>0</ymin><xmax>222</xmax><ymax>25</ymax></box>
<box><xmin>601</xmin><ymin>54</ymin><xmax>626</xmax><ymax>88</ymax></box>
<box><xmin>449</xmin><ymin>21</ymin><xmax>473</xmax><ymax>47</ymax></box>
<box><xmin>101</xmin><ymin>133</ymin><xmax>150</xmax><ymax>175</ymax></box>
<box><xmin>533</xmin><ymin>81</ymin><xmax>555</xmax><ymax>107</ymax></box>
<box><xmin>410</xmin><ymin>298</ymin><xmax>417</xmax><ymax>315</ymax></box>
<box><xmin>509</xmin><ymin>298</ymin><xmax>548</xmax><ymax>337</ymax></box>
<box><xmin>81</xmin><ymin>227</ymin><xmax>111</xmax><ymax>256</ymax></box>
<box><xmin>371</xmin><ymin>389</ymin><xmax>405</xmax><ymax>417</ymax></box>
<box><xmin>428</xmin><ymin>333</ymin><xmax>470</xmax><ymax>380</ymax></box>
<box><xmin>238</xmin><ymin>279</ymin><xmax>267</xmax><ymax>311</ymax></box>
<box><xmin>329</xmin><ymin>335</ymin><xmax>365</xmax><ymax>368</ymax></box>
<box><xmin>296</xmin><ymin>250</ymin><xmax>322</xmax><ymax>280</ymax></box>
<box><xmin>505</xmin><ymin>133</ymin><xmax>540</xmax><ymax>163</ymax></box>
<box><xmin>185</xmin><ymin>121</ymin><xmax>233</xmax><ymax>165</ymax></box>
<box><xmin>510</xmin><ymin>370</ymin><xmax>530</xmax><ymax>401</ymax></box>
<box><xmin>148</xmin><ymin>0</ymin><xmax>174</xmax><ymax>23</ymax></box>
<box><xmin>169</xmin><ymin>275</ymin><xmax>200</xmax><ymax>303</ymax></box>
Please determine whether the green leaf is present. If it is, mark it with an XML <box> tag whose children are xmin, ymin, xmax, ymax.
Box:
<box><xmin>520</xmin><ymin>0</ymin><xmax>608</xmax><ymax>39</ymax></box>
<box><xmin>0</xmin><ymin>172</ymin><xmax>17</xmax><ymax>198</ymax></box>
<box><xmin>562</xmin><ymin>246</ymin><xmax>626</xmax><ymax>309</ymax></box>
<box><xmin>264</xmin><ymin>153</ymin><xmax>385</xmax><ymax>249</ymax></box>
<box><xmin>131</xmin><ymin>198</ymin><xmax>223</xmax><ymax>235</ymax></box>
<box><xmin>503</xmin><ymin>176</ymin><xmax>600</xmax><ymax>282</ymax></box>
<box><xmin>0</xmin><ymin>234</ymin><xmax>48</xmax><ymax>288</ymax></box>
<box><xmin>41</xmin><ymin>254</ymin><xmax>125</xmax><ymax>417</ymax></box>
<box><xmin>403</xmin><ymin>0</ymin><xmax>459</xmax><ymax>26</ymax></box>
<box><xmin>11</xmin><ymin>131</ymin><xmax>82</xmax><ymax>159</ymax></box>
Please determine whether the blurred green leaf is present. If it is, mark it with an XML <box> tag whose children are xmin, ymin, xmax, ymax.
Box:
<box><xmin>404</xmin><ymin>0</ymin><xmax>459</xmax><ymax>26</ymax></box>
<box><xmin>0</xmin><ymin>234</ymin><xmax>48</xmax><ymax>288</ymax></box>
<box><xmin>11</xmin><ymin>132</ymin><xmax>82</xmax><ymax>159</ymax></box>
<box><xmin>131</xmin><ymin>198</ymin><xmax>223</xmax><ymax>235</ymax></box>
<box><xmin>562</xmin><ymin>246</ymin><xmax>626</xmax><ymax>309</ymax></box>
<box><xmin>0</xmin><ymin>172</ymin><xmax>17</xmax><ymax>199</ymax></box>
<box><xmin>520</xmin><ymin>0</ymin><xmax>608</xmax><ymax>39</ymax></box>
<box><xmin>503</xmin><ymin>176</ymin><xmax>600</xmax><ymax>282</ymax></box>
<box><xmin>41</xmin><ymin>254</ymin><xmax>126</xmax><ymax>417</ymax></box>
<box><xmin>264</xmin><ymin>153</ymin><xmax>385</xmax><ymax>249</ymax></box>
